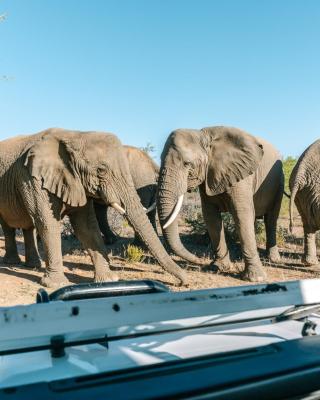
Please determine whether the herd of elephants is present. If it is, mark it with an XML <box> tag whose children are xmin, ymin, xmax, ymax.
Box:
<box><xmin>0</xmin><ymin>125</ymin><xmax>318</xmax><ymax>288</ymax></box>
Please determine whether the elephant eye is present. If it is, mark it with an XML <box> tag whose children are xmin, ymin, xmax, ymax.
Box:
<box><xmin>184</xmin><ymin>161</ymin><xmax>192</xmax><ymax>167</ymax></box>
<box><xmin>97</xmin><ymin>166</ymin><xmax>108</xmax><ymax>174</ymax></box>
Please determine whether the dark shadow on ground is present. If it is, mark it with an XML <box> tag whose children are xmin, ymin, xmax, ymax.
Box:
<box><xmin>0</xmin><ymin>265</ymin><xmax>41</xmax><ymax>284</ymax></box>
<box><xmin>201</xmin><ymin>263</ymin><xmax>243</xmax><ymax>280</ymax></box>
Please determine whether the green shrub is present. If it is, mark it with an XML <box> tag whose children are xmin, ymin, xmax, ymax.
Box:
<box><xmin>125</xmin><ymin>244</ymin><xmax>145</xmax><ymax>263</ymax></box>
<box><xmin>281</xmin><ymin>156</ymin><xmax>297</xmax><ymax>218</ymax></box>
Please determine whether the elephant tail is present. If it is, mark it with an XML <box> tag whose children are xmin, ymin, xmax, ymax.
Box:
<box><xmin>289</xmin><ymin>184</ymin><xmax>299</xmax><ymax>233</ymax></box>
<box><xmin>283</xmin><ymin>190</ymin><xmax>291</xmax><ymax>199</ymax></box>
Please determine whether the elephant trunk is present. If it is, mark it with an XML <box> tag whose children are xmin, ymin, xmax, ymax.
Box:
<box><xmin>157</xmin><ymin>167</ymin><xmax>203</xmax><ymax>265</ymax></box>
<box><xmin>117</xmin><ymin>183</ymin><xmax>187</xmax><ymax>285</ymax></box>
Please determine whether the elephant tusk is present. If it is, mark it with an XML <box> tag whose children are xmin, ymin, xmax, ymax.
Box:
<box><xmin>111</xmin><ymin>202</ymin><xmax>126</xmax><ymax>215</ymax></box>
<box><xmin>163</xmin><ymin>195</ymin><xmax>184</xmax><ymax>230</ymax></box>
<box><xmin>145</xmin><ymin>202</ymin><xmax>156</xmax><ymax>214</ymax></box>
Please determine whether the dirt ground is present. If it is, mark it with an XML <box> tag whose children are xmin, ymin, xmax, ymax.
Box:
<box><xmin>1</xmin><ymin>214</ymin><xmax>320</xmax><ymax>307</ymax></box>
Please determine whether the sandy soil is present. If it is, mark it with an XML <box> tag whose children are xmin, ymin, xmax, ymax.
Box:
<box><xmin>1</xmin><ymin>218</ymin><xmax>320</xmax><ymax>307</ymax></box>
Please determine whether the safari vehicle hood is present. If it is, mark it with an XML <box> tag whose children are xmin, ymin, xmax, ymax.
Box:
<box><xmin>1</xmin><ymin>279</ymin><xmax>320</xmax><ymax>399</ymax></box>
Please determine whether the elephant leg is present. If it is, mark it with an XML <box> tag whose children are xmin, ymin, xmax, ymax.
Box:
<box><xmin>201</xmin><ymin>200</ymin><xmax>231</xmax><ymax>272</ymax></box>
<box><xmin>295</xmin><ymin>198</ymin><xmax>319</xmax><ymax>266</ymax></box>
<box><xmin>35</xmin><ymin>219</ymin><xmax>68</xmax><ymax>288</ymax></box>
<box><xmin>303</xmin><ymin>227</ymin><xmax>318</xmax><ymax>266</ymax></box>
<box><xmin>19</xmin><ymin>181</ymin><xmax>68</xmax><ymax>287</ymax></box>
<box><xmin>264</xmin><ymin>212</ymin><xmax>281</xmax><ymax>263</ymax></box>
<box><xmin>69</xmin><ymin>201</ymin><xmax>118</xmax><ymax>282</ymax></box>
<box><xmin>94</xmin><ymin>202</ymin><xmax>118</xmax><ymax>244</ymax></box>
<box><xmin>0</xmin><ymin>218</ymin><xmax>21</xmax><ymax>264</ymax></box>
<box><xmin>23</xmin><ymin>228</ymin><xmax>42</xmax><ymax>269</ymax></box>
<box><xmin>264</xmin><ymin>186</ymin><xmax>282</xmax><ymax>263</ymax></box>
<box><xmin>230</xmin><ymin>193</ymin><xmax>266</xmax><ymax>282</ymax></box>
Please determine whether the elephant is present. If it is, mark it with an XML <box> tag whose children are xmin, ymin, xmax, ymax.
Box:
<box><xmin>4</xmin><ymin>145</ymin><xmax>159</xmax><ymax>257</ymax></box>
<box><xmin>94</xmin><ymin>145</ymin><xmax>159</xmax><ymax>244</ymax></box>
<box><xmin>0</xmin><ymin>128</ymin><xmax>186</xmax><ymax>287</ymax></box>
<box><xmin>157</xmin><ymin>126</ymin><xmax>284</xmax><ymax>282</ymax></box>
<box><xmin>289</xmin><ymin>140</ymin><xmax>320</xmax><ymax>266</ymax></box>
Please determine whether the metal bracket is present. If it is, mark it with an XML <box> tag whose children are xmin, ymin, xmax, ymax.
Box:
<box><xmin>301</xmin><ymin>320</ymin><xmax>318</xmax><ymax>337</ymax></box>
<box><xmin>50</xmin><ymin>335</ymin><xmax>66</xmax><ymax>358</ymax></box>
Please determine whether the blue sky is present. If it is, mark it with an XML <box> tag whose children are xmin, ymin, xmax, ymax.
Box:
<box><xmin>1</xmin><ymin>0</ymin><xmax>319</xmax><ymax>160</ymax></box>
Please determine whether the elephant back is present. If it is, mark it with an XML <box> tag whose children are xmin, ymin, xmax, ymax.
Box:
<box><xmin>289</xmin><ymin>139</ymin><xmax>320</xmax><ymax>192</ymax></box>
<box><xmin>0</xmin><ymin>131</ymin><xmax>49</xmax><ymax>174</ymax></box>
<box><xmin>123</xmin><ymin>145</ymin><xmax>159</xmax><ymax>190</ymax></box>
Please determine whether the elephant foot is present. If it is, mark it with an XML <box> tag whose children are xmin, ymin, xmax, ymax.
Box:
<box><xmin>214</xmin><ymin>255</ymin><xmax>233</xmax><ymax>273</ymax></box>
<box><xmin>40</xmin><ymin>272</ymin><xmax>70</xmax><ymax>288</ymax></box>
<box><xmin>3</xmin><ymin>253</ymin><xmax>21</xmax><ymax>265</ymax></box>
<box><xmin>94</xmin><ymin>269</ymin><xmax>119</xmax><ymax>283</ymax></box>
<box><xmin>267</xmin><ymin>247</ymin><xmax>281</xmax><ymax>264</ymax></box>
<box><xmin>176</xmin><ymin>273</ymin><xmax>188</xmax><ymax>287</ymax></box>
<box><xmin>25</xmin><ymin>257</ymin><xmax>43</xmax><ymax>270</ymax></box>
<box><xmin>242</xmin><ymin>265</ymin><xmax>267</xmax><ymax>282</ymax></box>
<box><xmin>204</xmin><ymin>253</ymin><xmax>232</xmax><ymax>273</ymax></box>
<box><xmin>165</xmin><ymin>265</ymin><xmax>188</xmax><ymax>287</ymax></box>
<box><xmin>303</xmin><ymin>255</ymin><xmax>319</xmax><ymax>266</ymax></box>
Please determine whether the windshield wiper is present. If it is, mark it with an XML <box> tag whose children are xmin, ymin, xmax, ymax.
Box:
<box><xmin>272</xmin><ymin>304</ymin><xmax>320</xmax><ymax>336</ymax></box>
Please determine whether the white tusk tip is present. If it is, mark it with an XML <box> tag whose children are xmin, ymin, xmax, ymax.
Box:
<box><xmin>111</xmin><ymin>202</ymin><xmax>126</xmax><ymax>215</ymax></box>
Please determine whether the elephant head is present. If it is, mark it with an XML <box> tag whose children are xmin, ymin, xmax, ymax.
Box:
<box><xmin>157</xmin><ymin>126</ymin><xmax>264</xmax><ymax>263</ymax></box>
<box><xmin>25</xmin><ymin>128</ymin><xmax>186</xmax><ymax>284</ymax></box>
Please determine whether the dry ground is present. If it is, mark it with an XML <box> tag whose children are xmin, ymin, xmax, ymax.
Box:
<box><xmin>1</xmin><ymin>213</ymin><xmax>320</xmax><ymax>307</ymax></box>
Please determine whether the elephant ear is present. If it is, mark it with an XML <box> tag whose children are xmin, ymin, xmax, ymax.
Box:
<box><xmin>24</xmin><ymin>133</ymin><xmax>87</xmax><ymax>207</ymax></box>
<box><xmin>203</xmin><ymin>127</ymin><xmax>264</xmax><ymax>196</ymax></box>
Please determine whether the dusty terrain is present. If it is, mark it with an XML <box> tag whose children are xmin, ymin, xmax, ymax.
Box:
<box><xmin>0</xmin><ymin>201</ymin><xmax>319</xmax><ymax>307</ymax></box>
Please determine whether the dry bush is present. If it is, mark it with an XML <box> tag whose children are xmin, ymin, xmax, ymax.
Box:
<box><xmin>125</xmin><ymin>244</ymin><xmax>145</xmax><ymax>263</ymax></box>
<box><xmin>185</xmin><ymin>210</ymin><xmax>291</xmax><ymax>249</ymax></box>
<box><xmin>185</xmin><ymin>211</ymin><xmax>238</xmax><ymax>243</ymax></box>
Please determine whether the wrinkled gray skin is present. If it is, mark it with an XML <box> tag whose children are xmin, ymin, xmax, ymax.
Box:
<box><xmin>158</xmin><ymin>126</ymin><xmax>284</xmax><ymax>282</ymax></box>
<box><xmin>6</xmin><ymin>145</ymin><xmax>159</xmax><ymax>255</ymax></box>
<box><xmin>289</xmin><ymin>140</ymin><xmax>320</xmax><ymax>266</ymax></box>
<box><xmin>0</xmin><ymin>128</ymin><xmax>186</xmax><ymax>287</ymax></box>
<box><xmin>94</xmin><ymin>145</ymin><xmax>159</xmax><ymax>244</ymax></box>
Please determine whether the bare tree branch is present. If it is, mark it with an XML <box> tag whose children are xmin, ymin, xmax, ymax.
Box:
<box><xmin>0</xmin><ymin>12</ymin><xmax>11</xmax><ymax>81</ymax></box>
<box><xmin>1</xmin><ymin>75</ymin><xmax>14</xmax><ymax>81</ymax></box>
